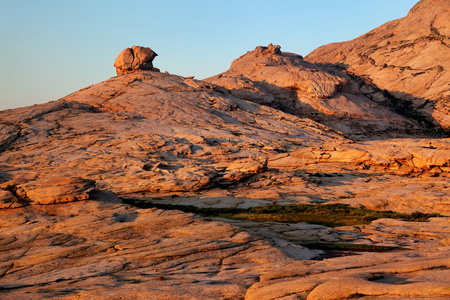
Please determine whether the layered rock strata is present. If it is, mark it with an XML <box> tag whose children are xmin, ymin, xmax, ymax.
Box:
<box><xmin>306</xmin><ymin>0</ymin><xmax>450</xmax><ymax>130</ymax></box>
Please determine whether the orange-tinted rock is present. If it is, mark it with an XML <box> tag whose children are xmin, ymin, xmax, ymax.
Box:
<box><xmin>0</xmin><ymin>189</ymin><xmax>23</xmax><ymax>209</ymax></box>
<box><xmin>17</xmin><ymin>177</ymin><xmax>95</xmax><ymax>205</ymax></box>
<box><xmin>114</xmin><ymin>45</ymin><xmax>158</xmax><ymax>75</ymax></box>
<box><xmin>0</xmin><ymin>2</ymin><xmax>449</xmax><ymax>298</ymax></box>
<box><xmin>306</xmin><ymin>0</ymin><xmax>450</xmax><ymax>128</ymax></box>
<box><xmin>206</xmin><ymin>44</ymin><xmax>421</xmax><ymax>137</ymax></box>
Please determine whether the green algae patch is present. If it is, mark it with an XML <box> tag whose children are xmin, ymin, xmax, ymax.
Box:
<box><xmin>122</xmin><ymin>200</ymin><xmax>441</xmax><ymax>227</ymax></box>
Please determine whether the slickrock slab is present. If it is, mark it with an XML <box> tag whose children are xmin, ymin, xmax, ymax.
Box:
<box><xmin>0</xmin><ymin>70</ymin><xmax>345</xmax><ymax>201</ymax></box>
<box><xmin>124</xmin><ymin>137</ymin><xmax>450</xmax><ymax>215</ymax></box>
<box><xmin>0</xmin><ymin>194</ymin><xmax>291</xmax><ymax>299</ymax></box>
<box><xmin>0</xmin><ymin>194</ymin><xmax>448</xmax><ymax>299</ymax></box>
<box><xmin>244</xmin><ymin>217</ymin><xmax>450</xmax><ymax>300</ymax></box>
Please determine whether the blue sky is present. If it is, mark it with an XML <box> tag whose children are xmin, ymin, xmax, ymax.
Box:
<box><xmin>0</xmin><ymin>0</ymin><xmax>416</xmax><ymax>110</ymax></box>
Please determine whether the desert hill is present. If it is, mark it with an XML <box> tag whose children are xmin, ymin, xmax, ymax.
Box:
<box><xmin>306</xmin><ymin>0</ymin><xmax>450</xmax><ymax>130</ymax></box>
<box><xmin>1</xmin><ymin>1</ymin><xmax>450</xmax><ymax>299</ymax></box>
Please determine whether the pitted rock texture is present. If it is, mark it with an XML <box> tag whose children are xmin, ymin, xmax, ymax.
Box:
<box><xmin>114</xmin><ymin>46</ymin><xmax>158</xmax><ymax>76</ymax></box>
<box><xmin>306</xmin><ymin>0</ymin><xmax>450</xmax><ymax>129</ymax></box>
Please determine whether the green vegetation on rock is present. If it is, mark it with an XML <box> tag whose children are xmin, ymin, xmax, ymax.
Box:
<box><xmin>122</xmin><ymin>200</ymin><xmax>441</xmax><ymax>227</ymax></box>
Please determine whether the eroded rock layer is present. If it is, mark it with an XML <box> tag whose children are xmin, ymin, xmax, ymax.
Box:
<box><xmin>0</xmin><ymin>67</ymin><xmax>449</xmax><ymax>299</ymax></box>
<box><xmin>205</xmin><ymin>44</ymin><xmax>423</xmax><ymax>137</ymax></box>
<box><xmin>306</xmin><ymin>0</ymin><xmax>450</xmax><ymax>130</ymax></box>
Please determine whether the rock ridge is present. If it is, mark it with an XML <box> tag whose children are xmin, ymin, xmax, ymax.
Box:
<box><xmin>206</xmin><ymin>44</ymin><xmax>422</xmax><ymax>137</ymax></box>
<box><xmin>306</xmin><ymin>0</ymin><xmax>450</xmax><ymax>129</ymax></box>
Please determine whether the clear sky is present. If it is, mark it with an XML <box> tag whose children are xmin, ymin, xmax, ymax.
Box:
<box><xmin>0</xmin><ymin>0</ymin><xmax>417</xmax><ymax>111</ymax></box>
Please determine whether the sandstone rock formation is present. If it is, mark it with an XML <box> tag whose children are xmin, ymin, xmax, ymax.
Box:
<box><xmin>1</xmin><ymin>193</ymin><xmax>448</xmax><ymax>299</ymax></box>
<box><xmin>0</xmin><ymin>71</ymin><xmax>345</xmax><ymax>204</ymax></box>
<box><xmin>1</xmin><ymin>2</ymin><xmax>450</xmax><ymax>298</ymax></box>
<box><xmin>0</xmin><ymin>69</ymin><xmax>449</xmax><ymax>299</ymax></box>
<box><xmin>205</xmin><ymin>44</ymin><xmax>422</xmax><ymax>137</ymax></box>
<box><xmin>306</xmin><ymin>0</ymin><xmax>450</xmax><ymax>130</ymax></box>
<box><xmin>114</xmin><ymin>45</ymin><xmax>158</xmax><ymax>75</ymax></box>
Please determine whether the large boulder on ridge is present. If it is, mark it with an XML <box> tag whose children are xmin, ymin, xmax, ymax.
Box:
<box><xmin>114</xmin><ymin>46</ymin><xmax>158</xmax><ymax>75</ymax></box>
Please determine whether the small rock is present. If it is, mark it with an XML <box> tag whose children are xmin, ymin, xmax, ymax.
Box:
<box><xmin>255</xmin><ymin>43</ymin><xmax>282</xmax><ymax>56</ymax></box>
<box><xmin>19</xmin><ymin>177</ymin><xmax>96</xmax><ymax>205</ymax></box>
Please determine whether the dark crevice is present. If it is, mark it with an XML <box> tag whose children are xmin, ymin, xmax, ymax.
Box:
<box><xmin>1</xmin><ymin>184</ymin><xmax>31</xmax><ymax>205</ymax></box>
<box><xmin>0</xmin><ymin>124</ymin><xmax>22</xmax><ymax>153</ymax></box>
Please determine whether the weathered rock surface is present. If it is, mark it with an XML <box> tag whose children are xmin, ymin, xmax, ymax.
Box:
<box><xmin>1</xmin><ymin>68</ymin><xmax>447</xmax><ymax>298</ymax></box>
<box><xmin>0</xmin><ymin>196</ymin><xmax>448</xmax><ymax>299</ymax></box>
<box><xmin>114</xmin><ymin>46</ymin><xmax>158</xmax><ymax>75</ymax></box>
<box><xmin>0</xmin><ymin>70</ymin><xmax>347</xmax><ymax>205</ymax></box>
<box><xmin>0</xmin><ymin>189</ymin><xmax>21</xmax><ymax>209</ymax></box>
<box><xmin>206</xmin><ymin>44</ymin><xmax>422</xmax><ymax>137</ymax></box>
<box><xmin>244</xmin><ymin>216</ymin><xmax>450</xmax><ymax>300</ymax></box>
<box><xmin>1</xmin><ymin>4</ymin><xmax>450</xmax><ymax>298</ymax></box>
<box><xmin>15</xmin><ymin>177</ymin><xmax>95</xmax><ymax>205</ymax></box>
<box><xmin>0</xmin><ymin>195</ymin><xmax>290</xmax><ymax>299</ymax></box>
<box><xmin>306</xmin><ymin>0</ymin><xmax>450</xmax><ymax>130</ymax></box>
<box><xmin>1</xmin><ymin>70</ymin><xmax>447</xmax><ymax>214</ymax></box>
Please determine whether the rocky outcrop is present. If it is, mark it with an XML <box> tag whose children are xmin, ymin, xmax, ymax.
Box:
<box><xmin>0</xmin><ymin>65</ymin><xmax>448</xmax><ymax>213</ymax></box>
<box><xmin>0</xmin><ymin>70</ymin><xmax>345</xmax><ymax>205</ymax></box>
<box><xmin>17</xmin><ymin>177</ymin><xmax>95</xmax><ymax>205</ymax></box>
<box><xmin>0</xmin><ymin>189</ymin><xmax>20</xmax><ymax>209</ymax></box>
<box><xmin>306</xmin><ymin>0</ymin><xmax>450</xmax><ymax>130</ymax></box>
<box><xmin>114</xmin><ymin>46</ymin><xmax>158</xmax><ymax>75</ymax></box>
<box><xmin>206</xmin><ymin>44</ymin><xmax>422</xmax><ymax>137</ymax></box>
<box><xmin>271</xmin><ymin>139</ymin><xmax>450</xmax><ymax>173</ymax></box>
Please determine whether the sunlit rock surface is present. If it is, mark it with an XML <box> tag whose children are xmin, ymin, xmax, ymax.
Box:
<box><xmin>205</xmin><ymin>44</ymin><xmax>422</xmax><ymax>138</ymax></box>
<box><xmin>114</xmin><ymin>46</ymin><xmax>158</xmax><ymax>75</ymax></box>
<box><xmin>306</xmin><ymin>0</ymin><xmax>450</xmax><ymax>129</ymax></box>
<box><xmin>1</xmin><ymin>1</ymin><xmax>449</xmax><ymax>298</ymax></box>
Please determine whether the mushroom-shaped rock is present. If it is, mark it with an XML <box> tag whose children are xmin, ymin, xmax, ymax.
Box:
<box><xmin>114</xmin><ymin>46</ymin><xmax>158</xmax><ymax>75</ymax></box>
